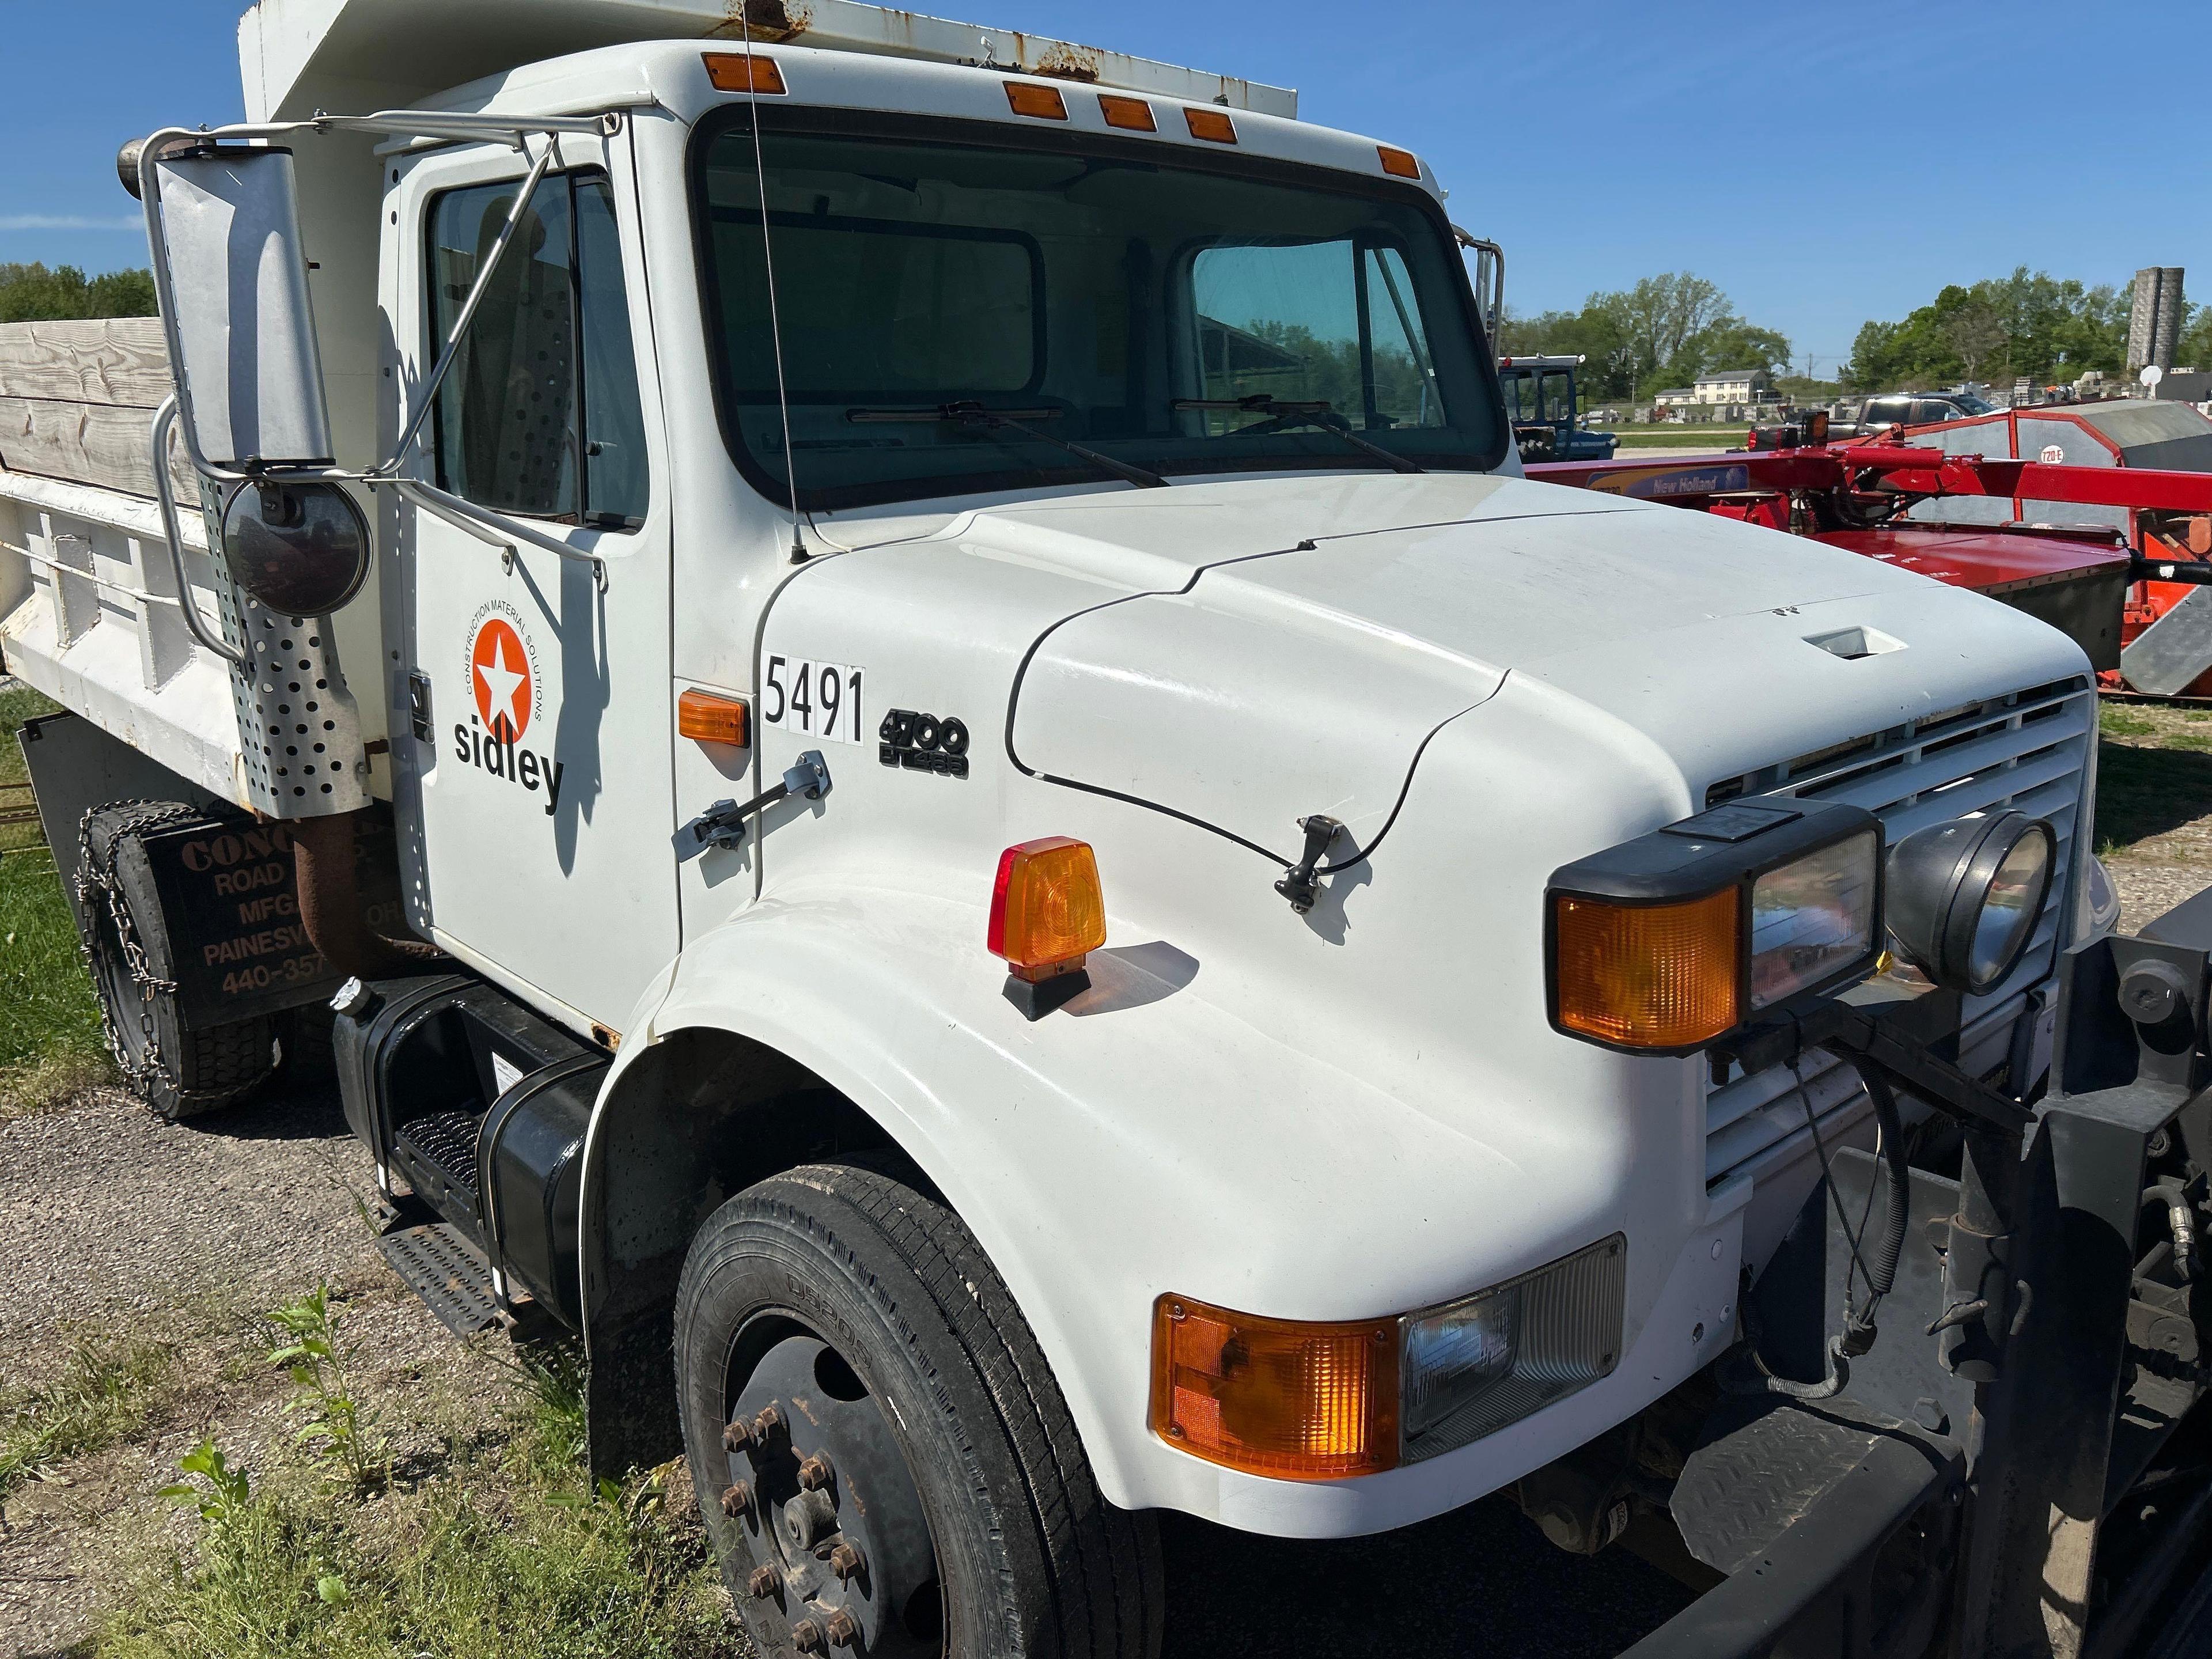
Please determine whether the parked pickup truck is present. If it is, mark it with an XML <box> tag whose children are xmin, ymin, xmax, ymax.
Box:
<box><xmin>5</xmin><ymin>1</ymin><xmax>2211</xmax><ymax>1653</ymax></box>
<box><xmin>1829</xmin><ymin>389</ymin><xmax>2001</xmax><ymax>439</ymax></box>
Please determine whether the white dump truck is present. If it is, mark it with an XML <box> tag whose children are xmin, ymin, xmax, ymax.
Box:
<box><xmin>6</xmin><ymin>3</ymin><xmax>2212</xmax><ymax>1654</ymax></box>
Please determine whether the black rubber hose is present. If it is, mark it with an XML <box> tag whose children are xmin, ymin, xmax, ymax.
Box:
<box><xmin>1855</xmin><ymin>1063</ymin><xmax>1910</xmax><ymax>1314</ymax></box>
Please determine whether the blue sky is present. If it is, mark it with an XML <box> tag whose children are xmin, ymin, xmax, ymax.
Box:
<box><xmin>6</xmin><ymin>0</ymin><xmax>2207</xmax><ymax>377</ymax></box>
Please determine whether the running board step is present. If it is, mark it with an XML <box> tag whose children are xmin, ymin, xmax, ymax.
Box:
<box><xmin>377</xmin><ymin>1220</ymin><xmax>501</xmax><ymax>1339</ymax></box>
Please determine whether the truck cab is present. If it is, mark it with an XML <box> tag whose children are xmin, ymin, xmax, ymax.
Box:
<box><xmin>10</xmin><ymin>3</ymin><xmax>2209</xmax><ymax>1655</ymax></box>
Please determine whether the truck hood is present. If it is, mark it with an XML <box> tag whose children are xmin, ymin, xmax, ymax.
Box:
<box><xmin>993</xmin><ymin>474</ymin><xmax>1956</xmax><ymax>858</ymax></box>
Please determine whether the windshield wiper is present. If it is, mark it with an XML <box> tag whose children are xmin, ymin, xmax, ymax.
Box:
<box><xmin>1171</xmin><ymin>395</ymin><xmax>1426</xmax><ymax>475</ymax></box>
<box><xmin>846</xmin><ymin>401</ymin><xmax>1169</xmax><ymax>490</ymax></box>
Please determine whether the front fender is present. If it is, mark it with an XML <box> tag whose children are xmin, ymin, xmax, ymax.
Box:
<box><xmin>578</xmin><ymin>880</ymin><xmax>1743</xmax><ymax>1537</ymax></box>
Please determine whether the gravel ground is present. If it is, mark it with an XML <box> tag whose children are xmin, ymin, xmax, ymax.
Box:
<box><xmin>0</xmin><ymin>1079</ymin><xmax>497</xmax><ymax>1658</ymax></box>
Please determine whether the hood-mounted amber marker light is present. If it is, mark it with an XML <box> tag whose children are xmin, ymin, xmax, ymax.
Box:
<box><xmin>989</xmin><ymin>836</ymin><xmax>1105</xmax><ymax>1020</ymax></box>
<box><xmin>703</xmin><ymin>52</ymin><xmax>787</xmax><ymax>95</ymax></box>
<box><xmin>1378</xmin><ymin>145</ymin><xmax>1421</xmax><ymax>179</ymax></box>
<box><xmin>1006</xmin><ymin>81</ymin><xmax>1070</xmax><ymax>120</ymax></box>
<box><xmin>1546</xmin><ymin>798</ymin><xmax>1887</xmax><ymax>1056</ymax></box>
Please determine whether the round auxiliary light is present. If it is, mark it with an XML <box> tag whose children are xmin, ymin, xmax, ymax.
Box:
<box><xmin>1884</xmin><ymin>810</ymin><xmax>2055</xmax><ymax>996</ymax></box>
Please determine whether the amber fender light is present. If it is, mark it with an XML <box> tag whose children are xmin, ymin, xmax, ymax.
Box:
<box><xmin>987</xmin><ymin>836</ymin><xmax>1105</xmax><ymax>980</ymax></box>
<box><xmin>702</xmin><ymin>52</ymin><xmax>787</xmax><ymax>95</ymax></box>
<box><xmin>1551</xmin><ymin>888</ymin><xmax>1740</xmax><ymax>1050</ymax></box>
<box><xmin>1151</xmin><ymin>1296</ymin><xmax>1399</xmax><ymax>1480</ymax></box>
<box><xmin>1377</xmin><ymin>145</ymin><xmax>1421</xmax><ymax>179</ymax></box>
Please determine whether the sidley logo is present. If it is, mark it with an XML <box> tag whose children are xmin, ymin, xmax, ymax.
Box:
<box><xmin>456</xmin><ymin>602</ymin><xmax>565</xmax><ymax>816</ymax></box>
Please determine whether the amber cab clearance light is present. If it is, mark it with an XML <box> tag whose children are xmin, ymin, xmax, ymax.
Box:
<box><xmin>1184</xmin><ymin>107</ymin><xmax>1237</xmax><ymax>144</ymax></box>
<box><xmin>702</xmin><ymin>52</ymin><xmax>787</xmax><ymax>94</ymax></box>
<box><xmin>1005</xmin><ymin>81</ymin><xmax>1070</xmax><ymax>120</ymax></box>
<box><xmin>1151</xmin><ymin>1295</ymin><xmax>1399</xmax><ymax>1480</ymax></box>
<box><xmin>988</xmin><ymin>837</ymin><xmax>1104</xmax><ymax>1020</ymax></box>
<box><xmin>1377</xmin><ymin>145</ymin><xmax>1421</xmax><ymax>179</ymax></box>
<box><xmin>1098</xmin><ymin>93</ymin><xmax>1157</xmax><ymax>132</ymax></box>
<box><xmin>677</xmin><ymin>687</ymin><xmax>749</xmax><ymax>748</ymax></box>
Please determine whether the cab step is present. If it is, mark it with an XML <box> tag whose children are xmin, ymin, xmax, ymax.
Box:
<box><xmin>338</xmin><ymin>974</ymin><xmax>609</xmax><ymax>1333</ymax></box>
<box><xmin>376</xmin><ymin>1219</ymin><xmax>501</xmax><ymax>1338</ymax></box>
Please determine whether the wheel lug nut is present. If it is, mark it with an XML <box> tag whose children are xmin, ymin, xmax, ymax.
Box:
<box><xmin>828</xmin><ymin>1541</ymin><xmax>864</xmax><ymax>1582</ymax></box>
<box><xmin>791</xmin><ymin>1617</ymin><xmax>826</xmax><ymax>1653</ymax></box>
<box><xmin>797</xmin><ymin>1453</ymin><xmax>834</xmax><ymax>1492</ymax></box>
<box><xmin>755</xmin><ymin>1403</ymin><xmax>784</xmax><ymax>1441</ymax></box>
<box><xmin>723</xmin><ymin>1418</ymin><xmax>756</xmax><ymax>1453</ymax></box>
<box><xmin>720</xmin><ymin>1482</ymin><xmax>752</xmax><ymax>1517</ymax></box>
<box><xmin>825</xmin><ymin>1608</ymin><xmax>860</xmax><ymax>1649</ymax></box>
<box><xmin>747</xmin><ymin>1564</ymin><xmax>780</xmax><ymax>1600</ymax></box>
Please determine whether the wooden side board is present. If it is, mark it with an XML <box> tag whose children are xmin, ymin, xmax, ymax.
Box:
<box><xmin>0</xmin><ymin>396</ymin><xmax>202</xmax><ymax>506</ymax></box>
<box><xmin>0</xmin><ymin>318</ymin><xmax>174</xmax><ymax>408</ymax></box>
<box><xmin>0</xmin><ymin>319</ymin><xmax>199</xmax><ymax>505</ymax></box>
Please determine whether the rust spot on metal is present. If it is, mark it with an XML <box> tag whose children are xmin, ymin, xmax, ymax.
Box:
<box><xmin>1032</xmin><ymin>48</ymin><xmax>1102</xmax><ymax>84</ymax></box>
<box><xmin>714</xmin><ymin>0</ymin><xmax>809</xmax><ymax>41</ymax></box>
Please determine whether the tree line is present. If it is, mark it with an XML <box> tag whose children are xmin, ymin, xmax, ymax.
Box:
<box><xmin>1495</xmin><ymin>272</ymin><xmax>1792</xmax><ymax>403</ymax></box>
<box><xmin>0</xmin><ymin>262</ymin><xmax>156</xmax><ymax>324</ymax></box>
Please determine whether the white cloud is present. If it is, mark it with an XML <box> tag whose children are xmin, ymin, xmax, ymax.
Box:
<box><xmin>0</xmin><ymin>214</ymin><xmax>145</xmax><ymax>232</ymax></box>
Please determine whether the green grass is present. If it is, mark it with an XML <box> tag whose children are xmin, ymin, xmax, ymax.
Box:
<box><xmin>2095</xmin><ymin>700</ymin><xmax>2212</xmax><ymax>855</ymax></box>
<box><xmin>0</xmin><ymin>1332</ymin><xmax>181</xmax><ymax>1501</ymax></box>
<box><xmin>1603</xmin><ymin>425</ymin><xmax>1756</xmax><ymax>450</ymax></box>
<box><xmin>0</xmin><ymin>683</ymin><xmax>111</xmax><ymax>1115</ymax></box>
<box><xmin>98</xmin><ymin>1348</ymin><xmax>738</xmax><ymax>1659</ymax></box>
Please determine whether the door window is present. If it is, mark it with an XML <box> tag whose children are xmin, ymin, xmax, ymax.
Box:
<box><xmin>427</xmin><ymin>172</ymin><xmax>648</xmax><ymax>527</ymax></box>
<box><xmin>1540</xmin><ymin>371</ymin><xmax>1575</xmax><ymax>423</ymax></box>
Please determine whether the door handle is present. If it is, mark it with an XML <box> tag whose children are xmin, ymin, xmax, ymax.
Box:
<box><xmin>676</xmin><ymin>751</ymin><xmax>831</xmax><ymax>862</ymax></box>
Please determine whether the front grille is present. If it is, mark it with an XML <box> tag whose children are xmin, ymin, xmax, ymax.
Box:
<box><xmin>1702</xmin><ymin>676</ymin><xmax>2093</xmax><ymax>1192</ymax></box>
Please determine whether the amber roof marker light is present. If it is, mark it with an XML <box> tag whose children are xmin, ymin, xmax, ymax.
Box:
<box><xmin>1183</xmin><ymin>107</ymin><xmax>1237</xmax><ymax>144</ymax></box>
<box><xmin>702</xmin><ymin>52</ymin><xmax>787</xmax><ymax>94</ymax></box>
<box><xmin>1098</xmin><ymin>93</ymin><xmax>1157</xmax><ymax>132</ymax></box>
<box><xmin>1377</xmin><ymin>145</ymin><xmax>1422</xmax><ymax>179</ymax></box>
<box><xmin>1005</xmin><ymin>81</ymin><xmax>1070</xmax><ymax>120</ymax></box>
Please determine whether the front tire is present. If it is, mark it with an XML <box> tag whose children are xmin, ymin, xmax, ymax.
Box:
<box><xmin>674</xmin><ymin>1162</ymin><xmax>1162</xmax><ymax>1659</ymax></box>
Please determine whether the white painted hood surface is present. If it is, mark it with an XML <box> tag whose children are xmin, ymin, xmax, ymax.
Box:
<box><xmin>999</xmin><ymin>474</ymin><xmax>1952</xmax><ymax>858</ymax></box>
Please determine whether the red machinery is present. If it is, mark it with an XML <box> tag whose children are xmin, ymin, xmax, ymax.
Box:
<box><xmin>1526</xmin><ymin>433</ymin><xmax>2212</xmax><ymax>695</ymax></box>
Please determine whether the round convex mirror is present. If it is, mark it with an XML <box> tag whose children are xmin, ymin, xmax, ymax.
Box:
<box><xmin>220</xmin><ymin>480</ymin><xmax>371</xmax><ymax>616</ymax></box>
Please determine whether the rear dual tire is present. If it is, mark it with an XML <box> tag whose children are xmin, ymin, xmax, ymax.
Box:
<box><xmin>675</xmin><ymin>1162</ymin><xmax>1162</xmax><ymax>1658</ymax></box>
<box><xmin>79</xmin><ymin>802</ymin><xmax>278</xmax><ymax>1122</ymax></box>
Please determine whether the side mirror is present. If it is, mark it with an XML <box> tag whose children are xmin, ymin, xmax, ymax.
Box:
<box><xmin>221</xmin><ymin>480</ymin><xmax>371</xmax><ymax>616</ymax></box>
<box><xmin>1454</xmin><ymin>228</ymin><xmax>1506</xmax><ymax>344</ymax></box>
<box><xmin>143</xmin><ymin>139</ymin><xmax>334</xmax><ymax>471</ymax></box>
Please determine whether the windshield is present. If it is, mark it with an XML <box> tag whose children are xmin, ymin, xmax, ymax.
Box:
<box><xmin>693</xmin><ymin>108</ymin><xmax>1505</xmax><ymax>512</ymax></box>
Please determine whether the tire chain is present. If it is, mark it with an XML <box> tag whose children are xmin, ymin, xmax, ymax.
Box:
<box><xmin>71</xmin><ymin>798</ymin><xmax>265</xmax><ymax>1112</ymax></box>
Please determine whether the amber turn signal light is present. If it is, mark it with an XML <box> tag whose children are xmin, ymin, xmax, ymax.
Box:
<box><xmin>1550</xmin><ymin>888</ymin><xmax>1740</xmax><ymax>1051</ymax></box>
<box><xmin>1151</xmin><ymin>1296</ymin><xmax>1399</xmax><ymax>1480</ymax></box>
<box><xmin>1005</xmin><ymin>81</ymin><xmax>1070</xmax><ymax>120</ymax></box>
<box><xmin>703</xmin><ymin>52</ymin><xmax>787</xmax><ymax>94</ymax></box>
<box><xmin>1098</xmin><ymin>93</ymin><xmax>1157</xmax><ymax>132</ymax></box>
<box><xmin>1377</xmin><ymin>145</ymin><xmax>1421</xmax><ymax>179</ymax></box>
<box><xmin>988</xmin><ymin>837</ymin><xmax>1105</xmax><ymax>980</ymax></box>
<box><xmin>1183</xmin><ymin>107</ymin><xmax>1237</xmax><ymax>143</ymax></box>
<box><xmin>677</xmin><ymin>688</ymin><xmax>749</xmax><ymax>748</ymax></box>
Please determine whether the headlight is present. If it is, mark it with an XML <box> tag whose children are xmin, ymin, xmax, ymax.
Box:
<box><xmin>1885</xmin><ymin>810</ymin><xmax>2055</xmax><ymax>995</ymax></box>
<box><xmin>1548</xmin><ymin>800</ymin><xmax>1885</xmax><ymax>1054</ymax></box>
<box><xmin>1151</xmin><ymin>1237</ymin><xmax>1627</xmax><ymax>1480</ymax></box>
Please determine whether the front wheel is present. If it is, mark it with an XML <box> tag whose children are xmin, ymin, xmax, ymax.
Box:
<box><xmin>674</xmin><ymin>1162</ymin><xmax>1162</xmax><ymax>1659</ymax></box>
